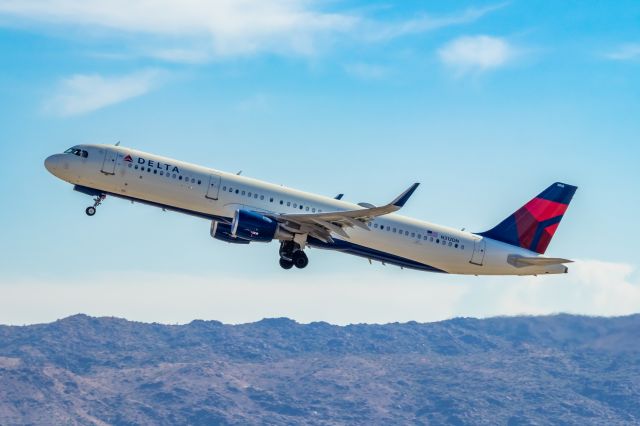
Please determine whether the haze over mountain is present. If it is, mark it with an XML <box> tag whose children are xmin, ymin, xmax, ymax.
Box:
<box><xmin>1</xmin><ymin>314</ymin><xmax>639</xmax><ymax>425</ymax></box>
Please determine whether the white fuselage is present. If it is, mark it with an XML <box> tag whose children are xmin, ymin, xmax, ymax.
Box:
<box><xmin>44</xmin><ymin>144</ymin><xmax>568</xmax><ymax>275</ymax></box>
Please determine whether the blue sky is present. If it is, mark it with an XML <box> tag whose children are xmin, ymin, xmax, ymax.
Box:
<box><xmin>0</xmin><ymin>1</ymin><xmax>639</xmax><ymax>325</ymax></box>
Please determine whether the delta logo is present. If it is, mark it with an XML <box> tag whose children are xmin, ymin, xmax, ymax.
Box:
<box><xmin>128</xmin><ymin>155</ymin><xmax>180</xmax><ymax>173</ymax></box>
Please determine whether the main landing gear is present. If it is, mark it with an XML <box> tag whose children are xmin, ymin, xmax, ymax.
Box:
<box><xmin>279</xmin><ymin>241</ymin><xmax>309</xmax><ymax>270</ymax></box>
<box><xmin>85</xmin><ymin>194</ymin><xmax>106</xmax><ymax>216</ymax></box>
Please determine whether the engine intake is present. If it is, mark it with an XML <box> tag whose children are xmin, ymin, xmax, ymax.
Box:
<box><xmin>210</xmin><ymin>221</ymin><xmax>250</xmax><ymax>244</ymax></box>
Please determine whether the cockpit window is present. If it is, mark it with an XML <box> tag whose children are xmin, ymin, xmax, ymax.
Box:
<box><xmin>64</xmin><ymin>148</ymin><xmax>88</xmax><ymax>158</ymax></box>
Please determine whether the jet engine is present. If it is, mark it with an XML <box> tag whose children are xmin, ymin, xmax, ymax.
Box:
<box><xmin>231</xmin><ymin>209</ymin><xmax>292</xmax><ymax>242</ymax></box>
<box><xmin>210</xmin><ymin>210</ymin><xmax>293</xmax><ymax>244</ymax></box>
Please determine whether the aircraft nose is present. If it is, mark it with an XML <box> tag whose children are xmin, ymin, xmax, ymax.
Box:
<box><xmin>44</xmin><ymin>154</ymin><xmax>59</xmax><ymax>174</ymax></box>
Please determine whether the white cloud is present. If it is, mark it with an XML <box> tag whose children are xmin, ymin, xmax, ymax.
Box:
<box><xmin>605</xmin><ymin>43</ymin><xmax>640</xmax><ymax>61</ymax></box>
<box><xmin>363</xmin><ymin>3</ymin><xmax>508</xmax><ymax>42</ymax></box>
<box><xmin>474</xmin><ymin>259</ymin><xmax>640</xmax><ymax>317</ymax></box>
<box><xmin>0</xmin><ymin>0</ymin><xmax>357</xmax><ymax>58</ymax></box>
<box><xmin>44</xmin><ymin>69</ymin><xmax>166</xmax><ymax>116</ymax></box>
<box><xmin>438</xmin><ymin>35</ymin><xmax>514</xmax><ymax>75</ymax></box>
<box><xmin>344</xmin><ymin>62</ymin><xmax>389</xmax><ymax>80</ymax></box>
<box><xmin>0</xmin><ymin>1</ymin><xmax>505</xmax><ymax>61</ymax></box>
<box><xmin>0</xmin><ymin>260</ymin><xmax>638</xmax><ymax>325</ymax></box>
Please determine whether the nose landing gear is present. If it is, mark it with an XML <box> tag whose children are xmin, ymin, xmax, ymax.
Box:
<box><xmin>86</xmin><ymin>194</ymin><xmax>106</xmax><ymax>216</ymax></box>
<box><xmin>279</xmin><ymin>241</ymin><xmax>309</xmax><ymax>270</ymax></box>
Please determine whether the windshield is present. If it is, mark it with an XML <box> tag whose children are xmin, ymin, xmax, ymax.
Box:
<box><xmin>64</xmin><ymin>147</ymin><xmax>88</xmax><ymax>158</ymax></box>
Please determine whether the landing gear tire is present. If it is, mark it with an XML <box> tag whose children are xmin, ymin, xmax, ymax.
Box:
<box><xmin>279</xmin><ymin>258</ymin><xmax>294</xmax><ymax>270</ymax></box>
<box><xmin>292</xmin><ymin>250</ymin><xmax>309</xmax><ymax>269</ymax></box>
<box><xmin>85</xmin><ymin>194</ymin><xmax>105</xmax><ymax>217</ymax></box>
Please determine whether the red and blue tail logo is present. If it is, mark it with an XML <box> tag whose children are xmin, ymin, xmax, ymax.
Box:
<box><xmin>480</xmin><ymin>182</ymin><xmax>577</xmax><ymax>254</ymax></box>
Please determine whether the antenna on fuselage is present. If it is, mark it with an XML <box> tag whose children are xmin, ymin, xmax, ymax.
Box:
<box><xmin>115</xmin><ymin>141</ymin><xmax>121</xmax><ymax>146</ymax></box>
<box><xmin>236</xmin><ymin>170</ymin><xmax>242</xmax><ymax>175</ymax></box>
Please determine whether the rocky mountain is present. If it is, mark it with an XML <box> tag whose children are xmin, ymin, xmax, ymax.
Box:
<box><xmin>0</xmin><ymin>314</ymin><xmax>639</xmax><ymax>425</ymax></box>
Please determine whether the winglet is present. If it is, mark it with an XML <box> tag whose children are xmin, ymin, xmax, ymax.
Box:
<box><xmin>391</xmin><ymin>183</ymin><xmax>420</xmax><ymax>208</ymax></box>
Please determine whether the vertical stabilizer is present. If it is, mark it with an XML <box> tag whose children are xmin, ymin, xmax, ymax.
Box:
<box><xmin>479</xmin><ymin>182</ymin><xmax>577</xmax><ymax>254</ymax></box>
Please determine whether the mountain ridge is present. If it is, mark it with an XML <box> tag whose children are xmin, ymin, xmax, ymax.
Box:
<box><xmin>1</xmin><ymin>314</ymin><xmax>639</xmax><ymax>425</ymax></box>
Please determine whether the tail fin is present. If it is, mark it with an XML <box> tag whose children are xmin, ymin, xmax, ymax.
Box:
<box><xmin>480</xmin><ymin>182</ymin><xmax>577</xmax><ymax>254</ymax></box>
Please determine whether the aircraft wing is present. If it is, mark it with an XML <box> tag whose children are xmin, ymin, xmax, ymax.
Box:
<box><xmin>267</xmin><ymin>183</ymin><xmax>419</xmax><ymax>243</ymax></box>
<box><xmin>507</xmin><ymin>255</ymin><xmax>573</xmax><ymax>268</ymax></box>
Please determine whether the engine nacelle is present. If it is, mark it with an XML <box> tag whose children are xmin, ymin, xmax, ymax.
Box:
<box><xmin>210</xmin><ymin>221</ymin><xmax>250</xmax><ymax>244</ymax></box>
<box><xmin>231</xmin><ymin>209</ymin><xmax>280</xmax><ymax>242</ymax></box>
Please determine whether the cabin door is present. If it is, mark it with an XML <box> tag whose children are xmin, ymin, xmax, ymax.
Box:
<box><xmin>205</xmin><ymin>174</ymin><xmax>222</xmax><ymax>200</ymax></box>
<box><xmin>101</xmin><ymin>149</ymin><xmax>118</xmax><ymax>174</ymax></box>
<box><xmin>470</xmin><ymin>238</ymin><xmax>486</xmax><ymax>266</ymax></box>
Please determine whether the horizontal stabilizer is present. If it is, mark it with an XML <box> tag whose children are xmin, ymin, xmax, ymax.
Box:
<box><xmin>507</xmin><ymin>255</ymin><xmax>573</xmax><ymax>268</ymax></box>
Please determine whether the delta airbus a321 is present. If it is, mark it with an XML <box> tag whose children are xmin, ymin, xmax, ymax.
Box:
<box><xmin>45</xmin><ymin>144</ymin><xmax>577</xmax><ymax>275</ymax></box>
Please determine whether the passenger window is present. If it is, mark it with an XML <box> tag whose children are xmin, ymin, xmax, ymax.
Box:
<box><xmin>305</xmin><ymin>206</ymin><xmax>309</xmax><ymax>211</ymax></box>
<box><xmin>198</xmin><ymin>180</ymin><xmax>201</xmax><ymax>185</ymax></box>
<box><xmin>280</xmin><ymin>200</ymin><xmax>283</xmax><ymax>205</ymax></box>
<box><xmin>235</xmin><ymin>189</ymin><xmax>239</xmax><ymax>194</ymax></box>
<box><xmin>241</xmin><ymin>191</ymin><xmax>245</xmax><ymax>195</ymax></box>
<box><xmin>160</xmin><ymin>171</ymin><xmax>163</xmax><ymax>175</ymax></box>
<box><xmin>82</xmin><ymin>150</ymin><xmax>88</xmax><ymax>158</ymax></box>
<box><xmin>455</xmin><ymin>244</ymin><xmax>459</xmax><ymax>248</ymax></box>
<box><xmin>448</xmin><ymin>242</ymin><xmax>452</xmax><ymax>246</ymax></box>
<box><xmin>153</xmin><ymin>170</ymin><xmax>157</xmax><ymax>174</ymax></box>
<box><xmin>135</xmin><ymin>165</ymin><xmax>139</xmax><ymax>169</ymax></box>
<box><xmin>248</xmin><ymin>192</ymin><xmax>252</xmax><ymax>197</ymax></box>
<box><xmin>411</xmin><ymin>232</ymin><xmax>415</xmax><ymax>238</ymax></box>
<box><xmin>128</xmin><ymin>163</ymin><xmax>132</xmax><ymax>168</ymax></box>
<box><xmin>223</xmin><ymin>186</ymin><xmax>227</xmax><ymax>191</ymax></box>
<box><xmin>147</xmin><ymin>168</ymin><xmax>151</xmax><ymax>172</ymax></box>
<box><xmin>436</xmin><ymin>239</ymin><xmax>439</xmax><ymax>243</ymax></box>
<box><xmin>405</xmin><ymin>231</ymin><xmax>409</xmax><ymax>236</ymax></box>
<box><xmin>293</xmin><ymin>203</ymin><xmax>297</xmax><ymax>208</ymax></box>
<box><xmin>255</xmin><ymin>194</ymin><xmax>258</xmax><ymax>199</ymax></box>
<box><xmin>191</xmin><ymin>178</ymin><xmax>195</xmax><ymax>183</ymax></box>
<box><xmin>393</xmin><ymin>228</ymin><xmax>396</xmax><ymax>233</ymax></box>
<box><xmin>287</xmin><ymin>202</ymin><xmax>291</xmax><ymax>207</ymax></box>
<box><xmin>261</xmin><ymin>195</ymin><xmax>265</xmax><ymax>200</ymax></box>
<box><xmin>179</xmin><ymin>176</ymin><xmax>183</xmax><ymax>180</ymax></box>
<box><xmin>374</xmin><ymin>224</ymin><xmax>378</xmax><ymax>228</ymax></box>
<box><xmin>173</xmin><ymin>174</ymin><xmax>176</xmax><ymax>178</ymax></box>
<box><xmin>312</xmin><ymin>208</ymin><xmax>316</xmax><ymax>212</ymax></box>
<box><xmin>300</xmin><ymin>205</ymin><xmax>303</xmax><ymax>210</ymax></box>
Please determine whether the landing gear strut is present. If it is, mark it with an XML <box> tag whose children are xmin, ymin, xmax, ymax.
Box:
<box><xmin>86</xmin><ymin>194</ymin><xmax>106</xmax><ymax>216</ymax></box>
<box><xmin>279</xmin><ymin>241</ymin><xmax>308</xmax><ymax>269</ymax></box>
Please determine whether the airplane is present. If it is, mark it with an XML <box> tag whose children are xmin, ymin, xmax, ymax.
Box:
<box><xmin>44</xmin><ymin>144</ymin><xmax>577</xmax><ymax>275</ymax></box>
